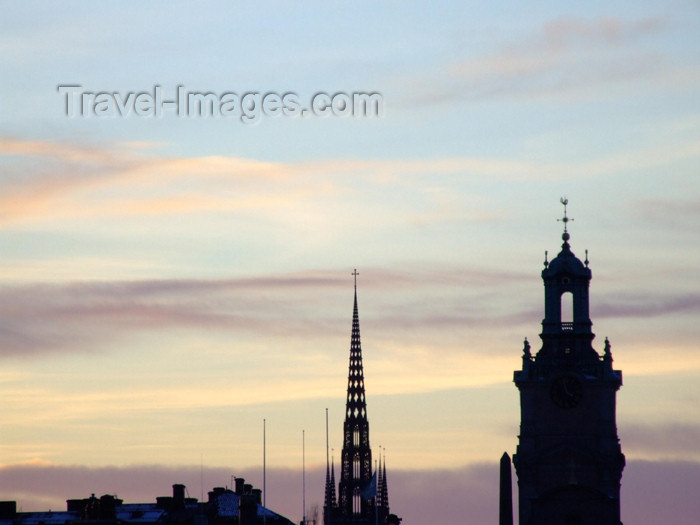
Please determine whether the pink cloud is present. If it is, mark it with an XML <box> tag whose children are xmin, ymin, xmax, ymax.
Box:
<box><xmin>621</xmin><ymin>423</ymin><xmax>700</xmax><ymax>459</ymax></box>
<box><xmin>1</xmin><ymin>266</ymin><xmax>697</xmax><ymax>361</ymax></box>
<box><xmin>595</xmin><ymin>292</ymin><xmax>700</xmax><ymax>319</ymax></box>
<box><xmin>400</xmin><ymin>15</ymin><xmax>676</xmax><ymax>107</ymax></box>
<box><xmin>0</xmin><ymin>266</ymin><xmax>535</xmax><ymax>360</ymax></box>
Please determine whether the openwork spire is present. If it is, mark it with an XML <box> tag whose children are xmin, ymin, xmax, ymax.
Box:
<box><xmin>346</xmin><ymin>270</ymin><xmax>367</xmax><ymax>420</ymax></box>
<box><xmin>337</xmin><ymin>270</ymin><xmax>373</xmax><ymax>520</ymax></box>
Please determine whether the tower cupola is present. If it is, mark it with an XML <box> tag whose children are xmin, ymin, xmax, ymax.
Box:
<box><xmin>541</xmin><ymin>198</ymin><xmax>592</xmax><ymax>336</ymax></box>
<box><xmin>537</xmin><ymin>198</ymin><xmax>598</xmax><ymax>362</ymax></box>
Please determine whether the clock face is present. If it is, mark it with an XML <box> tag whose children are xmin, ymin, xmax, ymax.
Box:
<box><xmin>550</xmin><ymin>375</ymin><xmax>583</xmax><ymax>409</ymax></box>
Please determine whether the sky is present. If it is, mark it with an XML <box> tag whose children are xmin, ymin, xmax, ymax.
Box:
<box><xmin>1</xmin><ymin>1</ymin><xmax>699</xmax><ymax>523</ymax></box>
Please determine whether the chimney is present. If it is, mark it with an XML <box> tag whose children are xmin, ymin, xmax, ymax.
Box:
<box><xmin>173</xmin><ymin>484</ymin><xmax>186</xmax><ymax>511</ymax></box>
<box><xmin>208</xmin><ymin>487</ymin><xmax>226</xmax><ymax>503</ymax></box>
<box><xmin>85</xmin><ymin>494</ymin><xmax>100</xmax><ymax>520</ymax></box>
<box><xmin>0</xmin><ymin>502</ymin><xmax>16</xmax><ymax>519</ymax></box>
<box><xmin>239</xmin><ymin>494</ymin><xmax>257</xmax><ymax>525</ymax></box>
<box><xmin>235</xmin><ymin>478</ymin><xmax>245</xmax><ymax>496</ymax></box>
<box><xmin>99</xmin><ymin>495</ymin><xmax>117</xmax><ymax>520</ymax></box>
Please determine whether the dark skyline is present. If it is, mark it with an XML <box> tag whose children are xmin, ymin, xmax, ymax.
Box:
<box><xmin>2</xmin><ymin>2</ymin><xmax>699</xmax><ymax>524</ymax></box>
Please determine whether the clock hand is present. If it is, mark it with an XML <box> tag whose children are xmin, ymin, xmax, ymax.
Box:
<box><xmin>563</xmin><ymin>381</ymin><xmax>572</xmax><ymax>396</ymax></box>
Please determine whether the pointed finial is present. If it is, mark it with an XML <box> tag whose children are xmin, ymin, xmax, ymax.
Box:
<box><xmin>585</xmin><ymin>249</ymin><xmax>589</xmax><ymax>268</ymax></box>
<box><xmin>544</xmin><ymin>250</ymin><xmax>549</xmax><ymax>268</ymax></box>
<box><xmin>352</xmin><ymin>268</ymin><xmax>359</xmax><ymax>289</ymax></box>
<box><xmin>557</xmin><ymin>197</ymin><xmax>574</xmax><ymax>243</ymax></box>
<box><xmin>603</xmin><ymin>337</ymin><xmax>612</xmax><ymax>362</ymax></box>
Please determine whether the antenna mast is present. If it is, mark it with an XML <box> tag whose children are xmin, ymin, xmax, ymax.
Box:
<box><xmin>302</xmin><ymin>430</ymin><xmax>307</xmax><ymax>525</ymax></box>
<box><xmin>263</xmin><ymin>419</ymin><xmax>267</xmax><ymax>525</ymax></box>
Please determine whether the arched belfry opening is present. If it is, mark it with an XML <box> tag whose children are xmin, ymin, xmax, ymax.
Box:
<box><xmin>561</xmin><ymin>291</ymin><xmax>574</xmax><ymax>326</ymax></box>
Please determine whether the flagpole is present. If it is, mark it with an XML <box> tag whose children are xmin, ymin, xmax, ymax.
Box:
<box><xmin>302</xmin><ymin>429</ymin><xmax>307</xmax><ymax>525</ymax></box>
<box><xmin>325</xmin><ymin>408</ymin><xmax>329</xmax><ymax>525</ymax></box>
<box><xmin>263</xmin><ymin>418</ymin><xmax>267</xmax><ymax>525</ymax></box>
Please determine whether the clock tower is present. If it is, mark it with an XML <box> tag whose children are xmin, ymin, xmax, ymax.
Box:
<box><xmin>512</xmin><ymin>200</ymin><xmax>625</xmax><ymax>525</ymax></box>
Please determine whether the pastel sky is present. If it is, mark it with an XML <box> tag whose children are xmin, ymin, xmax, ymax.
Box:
<box><xmin>1</xmin><ymin>1</ymin><xmax>699</xmax><ymax>524</ymax></box>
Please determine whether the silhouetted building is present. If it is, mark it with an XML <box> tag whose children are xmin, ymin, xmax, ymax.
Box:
<box><xmin>1</xmin><ymin>480</ymin><xmax>294</xmax><ymax>525</ymax></box>
<box><xmin>324</xmin><ymin>272</ymin><xmax>400</xmax><ymax>525</ymax></box>
<box><xmin>509</xmin><ymin>200</ymin><xmax>625</xmax><ymax>525</ymax></box>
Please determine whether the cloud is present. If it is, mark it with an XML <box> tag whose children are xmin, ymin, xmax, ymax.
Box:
<box><xmin>621</xmin><ymin>423</ymin><xmax>700</xmax><ymax>460</ymax></box>
<box><xmin>0</xmin><ymin>273</ymin><xmax>338</xmax><ymax>359</ymax></box>
<box><xmin>2</xmin><ymin>261</ymin><xmax>698</xmax><ymax>363</ymax></box>
<box><xmin>635</xmin><ymin>197</ymin><xmax>700</xmax><ymax>229</ymax></box>
<box><xmin>595</xmin><ymin>291</ymin><xmax>700</xmax><ymax>319</ymax></box>
<box><xmin>0</xmin><ymin>266</ymin><xmax>535</xmax><ymax>360</ymax></box>
<box><xmin>622</xmin><ymin>460</ymin><xmax>700</xmax><ymax>524</ymax></box>
<box><xmin>397</xmin><ymin>14</ymin><xmax>688</xmax><ymax>107</ymax></box>
<box><xmin>2</xmin><ymin>460</ymin><xmax>699</xmax><ymax>525</ymax></box>
<box><xmin>0</xmin><ymin>462</ymin><xmax>515</xmax><ymax>524</ymax></box>
<box><xmin>0</xmin><ymin>138</ymin><xmax>496</xmax><ymax>229</ymax></box>
<box><xmin>3</xmin><ymin>136</ymin><xmax>698</xmax><ymax>236</ymax></box>
<box><xmin>0</xmin><ymin>137</ymin><xmax>298</xmax><ymax>226</ymax></box>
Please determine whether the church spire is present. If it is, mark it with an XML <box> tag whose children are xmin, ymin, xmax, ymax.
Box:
<box><xmin>346</xmin><ymin>269</ymin><xmax>367</xmax><ymax>421</ymax></box>
<box><xmin>330</xmin><ymin>453</ymin><xmax>337</xmax><ymax>506</ymax></box>
<box><xmin>337</xmin><ymin>269</ymin><xmax>373</xmax><ymax>520</ymax></box>
<box><xmin>324</xmin><ymin>409</ymin><xmax>335</xmax><ymax>525</ymax></box>
<box><xmin>379</xmin><ymin>449</ymin><xmax>390</xmax><ymax>511</ymax></box>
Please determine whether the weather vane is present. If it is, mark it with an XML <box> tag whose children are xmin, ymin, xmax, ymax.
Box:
<box><xmin>557</xmin><ymin>197</ymin><xmax>573</xmax><ymax>240</ymax></box>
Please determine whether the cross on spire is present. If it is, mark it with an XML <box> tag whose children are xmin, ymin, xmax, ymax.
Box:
<box><xmin>352</xmin><ymin>269</ymin><xmax>359</xmax><ymax>289</ymax></box>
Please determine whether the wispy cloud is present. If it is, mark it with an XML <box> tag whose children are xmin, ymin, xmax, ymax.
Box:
<box><xmin>0</xmin><ymin>266</ymin><xmax>534</xmax><ymax>360</ymax></box>
<box><xmin>398</xmin><ymin>15</ymin><xmax>694</xmax><ymax>106</ymax></box>
<box><xmin>595</xmin><ymin>291</ymin><xmax>700</xmax><ymax>319</ymax></box>
<box><xmin>2</xmin><ymin>136</ymin><xmax>698</xmax><ymax>232</ymax></box>
<box><xmin>634</xmin><ymin>197</ymin><xmax>700</xmax><ymax>229</ymax></box>
<box><xmin>0</xmin><ymin>137</ymin><xmax>297</xmax><ymax>225</ymax></box>
<box><xmin>1</xmin><ymin>265</ymin><xmax>698</xmax><ymax>362</ymax></box>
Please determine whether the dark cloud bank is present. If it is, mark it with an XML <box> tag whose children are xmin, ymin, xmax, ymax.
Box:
<box><xmin>2</xmin><ymin>460</ymin><xmax>698</xmax><ymax>524</ymax></box>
